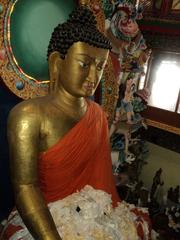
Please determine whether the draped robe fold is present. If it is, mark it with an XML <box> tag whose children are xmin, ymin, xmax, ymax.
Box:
<box><xmin>38</xmin><ymin>101</ymin><xmax>120</xmax><ymax>205</ymax></box>
<box><xmin>2</xmin><ymin>101</ymin><xmax>151</xmax><ymax>239</ymax></box>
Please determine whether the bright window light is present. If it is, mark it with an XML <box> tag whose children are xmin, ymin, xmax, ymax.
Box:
<box><xmin>138</xmin><ymin>64</ymin><xmax>147</xmax><ymax>90</ymax></box>
<box><xmin>148</xmin><ymin>60</ymin><xmax>180</xmax><ymax>112</ymax></box>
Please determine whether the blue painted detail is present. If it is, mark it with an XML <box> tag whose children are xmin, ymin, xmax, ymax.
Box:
<box><xmin>16</xmin><ymin>81</ymin><xmax>25</xmax><ymax>90</ymax></box>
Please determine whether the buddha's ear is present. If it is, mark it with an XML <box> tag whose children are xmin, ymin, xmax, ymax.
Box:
<box><xmin>48</xmin><ymin>51</ymin><xmax>62</xmax><ymax>93</ymax></box>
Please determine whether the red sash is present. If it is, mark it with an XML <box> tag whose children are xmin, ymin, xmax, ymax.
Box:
<box><xmin>38</xmin><ymin>101</ymin><xmax>120</xmax><ymax>206</ymax></box>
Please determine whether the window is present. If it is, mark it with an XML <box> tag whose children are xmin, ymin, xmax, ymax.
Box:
<box><xmin>138</xmin><ymin>63</ymin><xmax>147</xmax><ymax>90</ymax></box>
<box><xmin>148</xmin><ymin>57</ymin><xmax>180</xmax><ymax>112</ymax></box>
<box><xmin>139</xmin><ymin>50</ymin><xmax>180</xmax><ymax>128</ymax></box>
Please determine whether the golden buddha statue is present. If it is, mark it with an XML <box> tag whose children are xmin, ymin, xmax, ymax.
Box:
<box><xmin>3</xmin><ymin>6</ymin><xmax>120</xmax><ymax>240</ymax></box>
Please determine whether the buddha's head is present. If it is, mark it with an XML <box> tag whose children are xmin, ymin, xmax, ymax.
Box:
<box><xmin>47</xmin><ymin>6</ymin><xmax>111</xmax><ymax>97</ymax></box>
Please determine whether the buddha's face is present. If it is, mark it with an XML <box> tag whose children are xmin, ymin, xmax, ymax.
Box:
<box><xmin>55</xmin><ymin>42</ymin><xmax>109</xmax><ymax>97</ymax></box>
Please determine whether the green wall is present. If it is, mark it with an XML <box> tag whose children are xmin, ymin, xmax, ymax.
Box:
<box><xmin>11</xmin><ymin>0</ymin><xmax>75</xmax><ymax>80</ymax></box>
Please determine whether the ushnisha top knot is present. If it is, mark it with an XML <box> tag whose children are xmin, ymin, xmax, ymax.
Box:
<box><xmin>47</xmin><ymin>6</ymin><xmax>111</xmax><ymax>60</ymax></box>
<box><xmin>68</xmin><ymin>6</ymin><xmax>97</xmax><ymax>27</ymax></box>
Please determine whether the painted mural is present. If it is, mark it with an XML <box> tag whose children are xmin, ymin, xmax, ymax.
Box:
<box><xmin>101</xmin><ymin>0</ymin><xmax>151</xmax><ymax>169</ymax></box>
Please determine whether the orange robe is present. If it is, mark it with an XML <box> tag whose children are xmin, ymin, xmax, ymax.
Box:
<box><xmin>38</xmin><ymin>100</ymin><xmax>120</xmax><ymax>206</ymax></box>
<box><xmin>3</xmin><ymin>101</ymin><xmax>151</xmax><ymax>239</ymax></box>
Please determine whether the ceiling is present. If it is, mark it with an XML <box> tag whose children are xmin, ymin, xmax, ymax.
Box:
<box><xmin>137</xmin><ymin>0</ymin><xmax>180</xmax><ymax>50</ymax></box>
<box><xmin>139</xmin><ymin>0</ymin><xmax>180</xmax><ymax>21</ymax></box>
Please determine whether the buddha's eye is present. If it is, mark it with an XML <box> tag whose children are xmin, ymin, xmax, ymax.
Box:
<box><xmin>78</xmin><ymin>60</ymin><xmax>89</xmax><ymax>69</ymax></box>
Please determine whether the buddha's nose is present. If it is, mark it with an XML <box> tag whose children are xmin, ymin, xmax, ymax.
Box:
<box><xmin>87</xmin><ymin>64</ymin><xmax>97</xmax><ymax>83</ymax></box>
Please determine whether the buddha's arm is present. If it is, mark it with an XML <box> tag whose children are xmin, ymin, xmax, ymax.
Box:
<box><xmin>7</xmin><ymin>105</ymin><xmax>61</xmax><ymax>240</ymax></box>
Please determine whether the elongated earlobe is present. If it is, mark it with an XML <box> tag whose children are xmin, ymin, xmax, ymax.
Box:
<box><xmin>48</xmin><ymin>51</ymin><xmax>61</xmax><ymax>93</ymax></box>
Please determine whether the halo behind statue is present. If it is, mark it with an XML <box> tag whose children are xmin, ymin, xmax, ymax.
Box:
<box><xmin>0</xmin><ymin>0</ymin><xmax>76</xmax><ymax>99</ymax></box>
<box><xmin>0</xmin><ymin>0</ymin><xmax>119</xmax><ymax>124</ymax></box>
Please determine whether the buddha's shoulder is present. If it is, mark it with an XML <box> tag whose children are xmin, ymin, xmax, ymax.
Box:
<box><xmin>9</xmin><ymin>96</ymin><xmax>52</xmax><ymax>119</ymax></box>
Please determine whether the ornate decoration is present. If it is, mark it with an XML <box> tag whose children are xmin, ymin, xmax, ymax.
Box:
<box><xmin>102</xmin><ymin>57</ymin><xmax>119</xmax><ymax>124</ymax></box>
<box><xmin>91</xmin><ymin>0</ymin><xmax>119</xmax><ymax>124</ymax></box>
<box><xmin>101</xmin><ymin>0</ymin><xmax>148</xmax><ymax>124</ymax></box>
<box><xmin>0</xmin><ymin>0</ymin><xmax>49</xmax><ymax>99</ymax></box>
